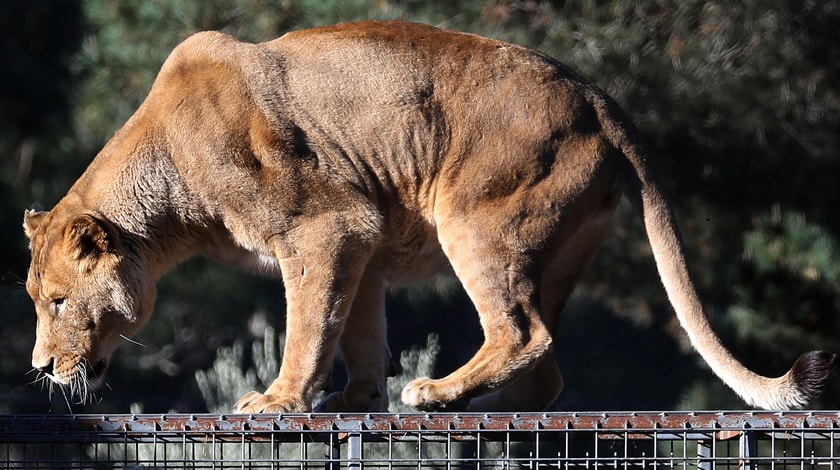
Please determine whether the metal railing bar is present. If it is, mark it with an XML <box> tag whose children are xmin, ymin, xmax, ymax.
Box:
<box><xmin>1</xmin><ymin>412</ymin><xmax>839</xmax><ymax>469</ymax></box>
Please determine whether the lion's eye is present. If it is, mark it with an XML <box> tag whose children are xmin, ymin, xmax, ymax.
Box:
<box><xmin>51</xmin><ymin>298</ymin><xmax>66</xmax><ymax>316</ymax></box>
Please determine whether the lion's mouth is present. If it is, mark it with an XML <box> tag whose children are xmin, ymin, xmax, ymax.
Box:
<box><xmin>37</xmin><ymin>357</ymin><xmax>109</xmax><ymax>405</ymax></box>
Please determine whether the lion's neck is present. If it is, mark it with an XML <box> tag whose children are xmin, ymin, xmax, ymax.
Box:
<box><xmin>76</xmin><ymin>145</ymin><xmax>213</xmax><ymax>279</ymax></box>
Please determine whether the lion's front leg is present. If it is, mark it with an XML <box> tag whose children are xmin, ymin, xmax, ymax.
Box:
<box><xmin>315</xmin><ymin>267</ymin><xmax>395</xmax><ymax>412</ymax></box>
<box><xmin>233</xmin><ymin>218</ymin><xmax>378</xmax><ymax>414</ymax></box>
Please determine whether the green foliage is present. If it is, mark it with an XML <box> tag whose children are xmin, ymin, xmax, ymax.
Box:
<box><xmin>680</xmin><ymin>207</ymin><xmax>840</xmax><ymax>409</ymax></box>
<box><xmin>744</xmin><ymin>209</ymin><xmax>840</xmax><ymax>288</ymax></box>
<box><xmin>195</xmin><ymin>324</ymin><xmax>440</xmax><ymax>413</ymax></box>
<box><xmin>387</xmin><ymin>334</ymin><xmax>440</xmax><ymax>413</ymax></box>
<box><xmin>731</xmin><ymin>208</ymin><xmax>839</xmax><ymax>355</ymax></box>
<box><xmin>195</xmin><ymin>325</ymin><xmax>275</xmax><ymax>413</ymax></box>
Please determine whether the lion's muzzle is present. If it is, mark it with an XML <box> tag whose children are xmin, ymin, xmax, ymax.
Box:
<box><xmin>34</xmin><ymin>352</ymin><xmax>109</xmax><ymax>404</ymax></box>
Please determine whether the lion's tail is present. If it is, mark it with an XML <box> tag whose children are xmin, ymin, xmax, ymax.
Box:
<box><xmin>594</xmin><ymin>92</ymin><xmax>834</xmax><ymax>409</ymax></box>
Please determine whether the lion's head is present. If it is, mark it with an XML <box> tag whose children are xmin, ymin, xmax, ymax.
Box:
<box><xmin>23</xmin><ymin>205</ymin><xmax>155</xmax><ymax>402</ymax></box>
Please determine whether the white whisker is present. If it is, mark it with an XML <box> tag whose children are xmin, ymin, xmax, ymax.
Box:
<box><xmin>74</xmin><ymin>359</ymin><xmax>100</xmax><ymax>406</ymax></box>
<box><xmin>25</xmin><ymin>369</ymin><xmax>44</xmax><ymax>387</ymax></box>
<box><xmin>27</xmin><ymin>375</ymin><xmax>44</xmax><ymax>387</ymax></box>
<box><xmin>120</xmin><ymin>334</ymin><xmax>147</xmax><ymax>348</ymax></box>
<box><xmin>75</xmin><ymin>361</ymin><xmax>90</xmax><ymax>405</ymax></box>
<box><xmin>72</xmin><ymin>363</ymin><xmax>82</xmax><ymax>404</ymax></box>
<box><xmin>27</xmin><ymin>359</ymin><xmax>101</xmax><ymax>410</ymax></box>
<box><xmin>58</xmin><ymin>382</ymin><xmax>74</xmax><ymax>413</ymax></box>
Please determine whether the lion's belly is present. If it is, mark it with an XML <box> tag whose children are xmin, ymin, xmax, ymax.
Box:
<box><xmin>374</xmin><ymin>221</ymin><xmax>453</xmax><ymax>286</ymax></box>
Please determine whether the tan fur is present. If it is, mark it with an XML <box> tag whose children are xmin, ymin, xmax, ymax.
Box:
<box><xmin>24</xmin><ymin>21</ymin><xmax>831</xmax><ymax>412</ymax></box>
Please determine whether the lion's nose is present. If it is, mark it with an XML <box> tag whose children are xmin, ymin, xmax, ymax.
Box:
<box><xmin>34</xmin><ymin>357</ymin><xmax>55</xmax><ymax>376</ymax></box>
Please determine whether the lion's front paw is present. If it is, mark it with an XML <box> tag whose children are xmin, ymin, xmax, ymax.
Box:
<box><xmin>401</xmin><ymin>378</ymin><xmax>468</xmax><ymax>412</ymax></box>
<box><xmin>233</xmin><ymin>391</ymin><xmax>309</xmax><ymax>413</ymax></box>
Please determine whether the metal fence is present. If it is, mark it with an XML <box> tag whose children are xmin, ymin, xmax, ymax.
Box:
<box><xmin>1</xmin><ymin>411</ymin><xmax>838</xmax><ymax>469</ymax></box>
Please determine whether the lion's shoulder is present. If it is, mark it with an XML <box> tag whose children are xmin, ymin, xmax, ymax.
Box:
<box><xmin>157</xmin><ymin>30</ymin><xmax>250</xmax><ymax>80</ymax></box>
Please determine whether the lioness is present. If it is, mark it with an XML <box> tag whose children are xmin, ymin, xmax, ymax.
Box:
<box><xmin>23</xmin><ymin>21</ymin><xmax>832</xmax><ymax>412</ymax></box>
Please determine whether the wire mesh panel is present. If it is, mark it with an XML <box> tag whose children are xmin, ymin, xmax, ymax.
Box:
<box><xmin>1</xmin><ymin>412</ymin><xmax>838</xmax><ymax>469</ymax></box>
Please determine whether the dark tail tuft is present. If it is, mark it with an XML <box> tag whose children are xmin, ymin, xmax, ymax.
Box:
<box><xmin>791</xmin><ymin>350</ymin><xmax>835</xmax><ymax>403</ymax></box>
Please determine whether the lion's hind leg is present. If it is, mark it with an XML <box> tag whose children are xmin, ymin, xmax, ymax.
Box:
<box><xmin>465</xmin><ymin>194</ymin><xmax>620</xmax><ymax>411</ymax></box>
<box><xmin>400</xmin><ymin>211</ymin><xmax>555</xmax><ymax>411</ymax></box>
<box><xmin>466</xmin><ymin>355</ymin><xmax>564</xmax><ymax>411</ymax></box>
<box><xmin>463</xmin><ymin>274</ymin><xmax>575</xmax><ymax>412</ymax></box>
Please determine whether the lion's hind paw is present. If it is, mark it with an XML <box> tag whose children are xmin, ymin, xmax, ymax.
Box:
<box><xmin>401</xmin><ymin>377</ymin><xmax>468</xmax><ymax>412</ymax></box>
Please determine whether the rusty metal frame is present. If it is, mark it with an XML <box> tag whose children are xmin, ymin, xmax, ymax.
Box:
<box><xmin>1</xmin><ymin>411</ymin><xmax>839</xmax><ymax>468</ymax></box>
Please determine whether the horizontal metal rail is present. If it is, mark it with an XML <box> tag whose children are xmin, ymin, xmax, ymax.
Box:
<box><xmin>1</xmin><ymin>411</ymin><xmax>838</xmax><ymax>469</ymax></box>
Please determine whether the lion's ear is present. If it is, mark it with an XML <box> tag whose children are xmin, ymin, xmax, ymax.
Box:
<box><xmin>23</xmin><ymin>209</ymin><xmax>48</xmax><ymax>240</ymax></box>
<box><xmin>66</xmin><ymin>215</ymin><xmax>119</xmax><ymax>259</ymax></box>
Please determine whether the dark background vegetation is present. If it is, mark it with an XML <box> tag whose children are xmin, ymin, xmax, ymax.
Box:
<box><xmin>1</xmin><ymin>0</ymin><xmax>837</xmax><ymax>413</ymax></box>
